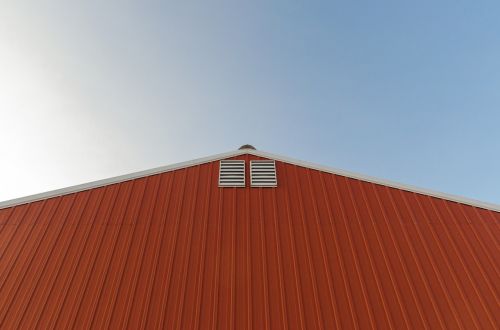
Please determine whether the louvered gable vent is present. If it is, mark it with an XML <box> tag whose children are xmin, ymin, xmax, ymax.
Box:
<box><xmin>250</xmin><ymin>160</ymin><xmax>277</xmax><ymax>187</ymax></box>
<box><xmin>219</xmin><ymin>160</ymin><xmax>245</xmax><ymax>187</ymax></box>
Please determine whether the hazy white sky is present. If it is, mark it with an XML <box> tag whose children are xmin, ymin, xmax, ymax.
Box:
<box><xmin>1</xmin><ymin>1</ymin><xmax>500</xmax><ymax>204</ymax></box>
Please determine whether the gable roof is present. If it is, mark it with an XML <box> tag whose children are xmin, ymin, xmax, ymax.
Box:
<box><xmin>0</xmin><ymin>151</ymin><xmax>498</xmax><ymax>329</ymax></box>
<box><xmin>1</xmin><ymin>149</ymin><xmax>499</xmax><ymax>212</ymax></box>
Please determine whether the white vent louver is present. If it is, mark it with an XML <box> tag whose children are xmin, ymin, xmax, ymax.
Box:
<box><xmin>219</xmin><ymin>160</ymin><xmax>245</xmax><ymax>187</ymax></box>
<box><xmin>250</xmin><ymin>160</ymin><xmax>277</xmax><ymax>187</ymax></box>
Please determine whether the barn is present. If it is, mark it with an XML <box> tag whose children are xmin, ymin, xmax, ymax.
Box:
<box><xmin>0</xmin><ymin>146</ymin><xmax>498</xmax><ymax>329</ymax></box>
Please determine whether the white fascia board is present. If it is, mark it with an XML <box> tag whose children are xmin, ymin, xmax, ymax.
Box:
<box><xmin>247</xmin><ymin>149</ymin><xmax>500</xmax><ymax>213</ymax></box>
<box><xmin>0</xmin><ymin>149</ymin><xmax>247</xmax><ymax>210</ymax></box>
<box><xmin>1</xmin><ymin>148</ymin><xmax>499</xmax><ymax>213</ymax></box>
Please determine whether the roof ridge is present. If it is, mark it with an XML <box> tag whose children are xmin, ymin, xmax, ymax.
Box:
<box><xmin>1</xmin><ymin>149</ymin><xmax>499</xmax><ymax>212</ymax></box>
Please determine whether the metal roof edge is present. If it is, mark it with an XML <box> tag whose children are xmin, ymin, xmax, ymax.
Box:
<box><xmin>247</xmin><ymin>149</ymin><xmax>500</xmax><ymax>213</ymax></box>
<box><xmin>1</xmin><ymin>148</ymin><xmax>499</xmax><ymax>213</ymax></box>
<box><xmin>0</xmin><ymin>149</ymin><xmax>247</xmax><ymax>210</ymax></box>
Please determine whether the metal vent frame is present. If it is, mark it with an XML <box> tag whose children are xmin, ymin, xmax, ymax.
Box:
<box><xmin>250</xmin><ymin>160</ymin><xmax>277</xmax><ymax>187</ymax></box>
<box><xmin>219</xmin><ymin>160</ymin><xmax>246</xmax><ymax>187</ymax></box>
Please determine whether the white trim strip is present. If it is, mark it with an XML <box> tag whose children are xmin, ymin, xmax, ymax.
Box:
<box><xmin>245</xmin><ymin>150</ymin><xmax>500</xmax><ymax>213</ymax></box>
<box><xmin>0</xmin><ymin>149</ymin><xmax>247</xmax><ymax>210</ymax></box>
<box><xmin>0</xmin><ymin>149</ymin><xmax>499</xmax><ymax>212</ymax></box>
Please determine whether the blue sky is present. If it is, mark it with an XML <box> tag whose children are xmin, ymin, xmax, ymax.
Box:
<box><xmin>1</xmin><ymin>1</ymin><xmax>499</xmax><ymax>204</ymax></box>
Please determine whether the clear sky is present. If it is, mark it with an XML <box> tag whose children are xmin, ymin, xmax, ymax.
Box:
<box><xmin>1</xmin><ymin>1</ymin><xmax>499</xmax><ymax>205</ymax></box>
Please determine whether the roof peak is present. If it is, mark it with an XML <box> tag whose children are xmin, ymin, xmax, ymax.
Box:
<box><xmin>0</xmin><ymin>148</ymin><xmax>499</xmax><ymax>212</ymax></box>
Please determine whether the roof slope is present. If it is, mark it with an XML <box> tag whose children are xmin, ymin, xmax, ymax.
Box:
<box><xmin>0</xmin><ymin>153</ymin><xmax>498</xmax><ymax>329</ymax></box>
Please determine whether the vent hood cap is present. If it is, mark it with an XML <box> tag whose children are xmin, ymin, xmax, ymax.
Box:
<box><xmin>238</xmin><ymin>144</ymin><xmax>256</xmax><ymax>150</ymax></box>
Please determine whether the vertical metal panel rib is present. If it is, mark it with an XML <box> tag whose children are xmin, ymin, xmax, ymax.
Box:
<box><xmin>192</xmin><ymin>163</ymin><xmax>212</xmax><ymax>329</ymax></box>
<box><xmin>428</xmin><ymin>198</ymin><xmax>496</xmax><ymax>328</ymax></box>
<box><xmin>245</xmin><ymin>163</ymin><xmax>253</xmax><ymax>330</ymax></box>
<box><xmin>258</xmin><ymin>189</ymin><xmax>271</xmax><ymax>330</ymax></box>
<box><xmin>333</xmin><ymin>176</ymin><xmax>377</xmax><ymax>329</ymax></box>
<box><xmin>318</xmin><ymin>173</ymin><xmax>357</xmax><ymax>329</ymax></box>
<box><xmin>398</xmin><ymin>189</ymin><xmax>463</xmax><ymax>328</ymax></box>
<box><xmin>290</xmin><ymin>165</ymin><xmax>324</xmax><ymax>329</ymax></box>
<box><xmin>27</xmin><ymin>191</ymin><xmax>93</xmax><ymax>329</ymax></box>
<box><xmin>210</xmin><ymin>188</ymin><xmax>223</xmax><ymax>330</ymax></box>
<box><xmin>413</xmin><ymin>193</ymin><xmax>480</xmax><ymax>328</ymax></box>
<box><xmin>370</xmin><ymin>184</ymin><xmax>429</xmax><ymax>328</ymax></box>
<box><xmin>128</xmin><ymin>173</ymin><xmax>175</xmax><ymax>329</ymax></box>
<box><xmin>345</xmin><ymin>180</ymin><xmax>395</xmax><ymax>329</ymax></box>
<box><xmin>154</xmin><ymin>170</ymin><xmax>188</xmax><ymax>329</ymax></box>
<box><xmin>0</xmin><ymin>197</ymin><xmax>65</xmax><ymax>327</ymax></box>
<box><xmin>36</xmin><ymin>189</ymin><xmax>105</xmax><ymax>329</ymax></box>
<box><xmin>282</xmin><ymin>169</ymin><xmax>306</xmax><ymax>330</ymax></box>
<box><xmin>386</xmin><ymin>187</ymin><xmax>447</xmax><ymax>328</ymax></box>
<box><xmin>356</xmin><ymin>179</ymin><xmax>412</xmax><ymax>329</ymax></box>
<box><xmin>271</xmin><ymin>188</ymin><xmax>289</xmax><ymax>329</ymax></box>
<box><xmin>304</xmin><ymin>170</ymin><xmax>341</xmax><ymax>329</ymax></box>
<box><xmin>174</xmin><ymin>166</ymin><xmax>201</xmax><ymax>330</ymax></box>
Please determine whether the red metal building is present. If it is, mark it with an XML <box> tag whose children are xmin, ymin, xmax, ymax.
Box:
<box><xmin>0</xmin><ymin>147</ymin><xmax>498</xmax><ymax>329</ymax></box>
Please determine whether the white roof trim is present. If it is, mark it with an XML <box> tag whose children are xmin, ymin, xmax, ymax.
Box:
<box><xmin>0</xmin><ymin>149</ymin><xmax>247</xmax><ymax>210</ymax></box>
<box><xmin>1</xmin><ymin>149</ymin><xmax>499</xmax><ymax>212</ymax></box>
<box><xmin>246</xmin><ymin>150</ymin><xmax>500</xmax><ymax>212</ymax></box>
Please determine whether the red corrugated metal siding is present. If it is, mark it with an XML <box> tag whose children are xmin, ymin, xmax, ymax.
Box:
<box><xmin>0</xmin><ymin>154</ymin><xmax>498</xmax><ymax>329</ymax></box>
